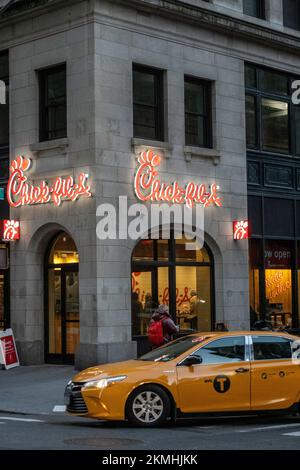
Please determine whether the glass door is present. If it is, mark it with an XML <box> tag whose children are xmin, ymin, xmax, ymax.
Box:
<box><xmin>47</xmin><ymin>265</ymin><xmax>79</xmax><ymax>363</ymax></box>
<box><xmin>48</xmin><ymin>268</ymin><xmax>62</xmax><ymax>355</ymax></box>
<box><xmin>65</xmin><ymin>270</ymin><xmax>79</xmax><ymax>355</ymax></box>
<box><xmin>45</xmin><ymin>232</ymin><xmax>79</xmax><ymax>364</ymax></box>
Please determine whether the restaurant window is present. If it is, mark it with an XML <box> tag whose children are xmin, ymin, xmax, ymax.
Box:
<box><xmin>264</xmin><ymin>240</ymin><xmax>293</xmax><ymax>329</ymax></box>
<box><xmin>133</xmin><ymin>65</ymin><xmax>164</xmax><ymax>141</ymax></box>
<box><xmin>283</xmin><ymin>0</ymin><xmax>300</xmax><ymax>31</ymax></box>
<box><xmin>184</xmin><ymin>77</ymin><xmax>212</xmax><ymax>148</ymax></box>
<box><xmin>0</xmin><ymin>51</ymin><xmax>9</xmax><ymax>148</ymax></box>
<box><xmin>131</xmin><ymin>235</ymin><xmax>214</xmax><ymax>340</ymax></box>
<box><xmin>249</xmin><ymin>237</ymin><xmax>295</xmax><ymax>329</ymax></box>
<box><xmin>39</xmin><ymin>64</ymin><xmax>67</xmax><ymax>142</ymax></box>
<box><xmin>297</xmin><ymin>241</ymin><xmax>300</xmax><ymax>328</ymax></box>
<box><xmin>245</xmin><ymin>65</ymin><xmax>293</xmax><ymax>155</ymax></box>
<box><xmin>243</xmin><ymin>0</ymin><xmax>265</xmax><ymax>19</ymax></box>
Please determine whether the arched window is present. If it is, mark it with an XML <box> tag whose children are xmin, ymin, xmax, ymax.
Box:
<box><xmin>131</xmin><ymin>234</ymin><xmax>214</xmax><ymax>341</ymax></box>
<box><xmin>48</xmin><ymin>232</ymin><xmax>79</xmax><ymax>265</ymax></box>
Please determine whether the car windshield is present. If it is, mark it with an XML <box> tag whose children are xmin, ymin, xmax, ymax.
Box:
<box><xmin>139</xmin><ymin>335</ymin><xmax>211</xmax><ymax>362</ymax></box>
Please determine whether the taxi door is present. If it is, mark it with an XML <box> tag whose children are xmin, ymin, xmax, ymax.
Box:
<box><xmin>250</xmin><ymin>335</ymin><xmax>300</xmax><ymax>410</ymax></box>
<box><xmin>176</xmin><ymin>336</ymin><xmax>251</xmax><ymax>413</ymax></box>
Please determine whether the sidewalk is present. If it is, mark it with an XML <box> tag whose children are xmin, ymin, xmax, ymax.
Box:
<box><xmin>0</xmin><ymin>365</ymin><xmax>75</xmax><ymax>415</ymax></box>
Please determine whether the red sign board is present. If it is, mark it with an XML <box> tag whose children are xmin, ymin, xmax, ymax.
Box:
<box><xmin>0</xmin><ymin>220</ymin><xmax>20</xmax><ymax>241</ymax></box>
<box><xmin>0</xmin><ymin>329</ymin><xmax>19</xmax><ymax>369</ymax></box>
<box><xmin>233</xmin><ymin>220</ymin><xmax>249</xmax><ymax>240</ymax></box>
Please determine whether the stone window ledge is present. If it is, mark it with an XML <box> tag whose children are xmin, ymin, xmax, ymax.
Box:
<box><xmin>131</xmin><ymin>138</ymin><xmax>172</xmax><ymax>158</ymax></box>
<box><xmin>184</xmin><ymin>146</ymin><xmax>220</xmax><ymax>165</ymax></box>
<box><xmin>30</xmin><ymin>138</ymin><xmax>69</xmax><ymax>156</ymax></box>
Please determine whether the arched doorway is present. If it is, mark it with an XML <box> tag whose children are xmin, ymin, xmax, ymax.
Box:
<box><xmin>45</xmin><ymin>232</ymin><xmax>79</xmax><ymax>364</ymax></box>
<box><xmin>131</xmin><ymin>234</ymin><xmax>215</xmax><ymax>356</ymax></box>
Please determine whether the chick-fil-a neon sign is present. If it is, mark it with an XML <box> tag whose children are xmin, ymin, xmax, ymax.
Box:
<box><xmin>134</xmin><ymin>150</ymin><xmax>222</xmax><ymax>209</ymax></box>
<box><xmin>7</xmin><ymin>156</ymin><xmax>91</xmax><ymax>208</ymax></box>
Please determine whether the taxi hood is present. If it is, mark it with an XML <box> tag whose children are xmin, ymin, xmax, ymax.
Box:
<box><xmin>72</xmin><ymin>360</ymin><xmax>159</xmax><ymax>383</ymax></box>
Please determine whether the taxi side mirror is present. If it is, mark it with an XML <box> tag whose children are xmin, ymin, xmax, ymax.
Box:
<box><xmin>181</xmin><ymin>355</ymin><xmax>202</xmax><ymax>367</ymax></box>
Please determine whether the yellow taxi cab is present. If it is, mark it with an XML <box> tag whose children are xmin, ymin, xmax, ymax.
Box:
<box><xmin>64</xmin><ymin>331</ymin><xmax>300</xmax><ymax>427</ymax></box>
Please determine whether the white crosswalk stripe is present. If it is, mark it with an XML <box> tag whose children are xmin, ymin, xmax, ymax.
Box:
<box><xmin>283</xmin><ymin>431</ymin><xmax>300</xmax><ymax>437</ymax></box>
<box><xmin>0</xmin><ymin>417</ymin><xmax>44</xmax><ymax>423</ymax></box>
<box><xmin>238</xmin><ymin>423</ymin><xmax>300</xmax><ymax>433</ymax></box>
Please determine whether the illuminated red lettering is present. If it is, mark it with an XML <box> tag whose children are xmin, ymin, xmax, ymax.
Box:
<box><xmin>134</xmin><ymin>150</ymin><xmax>222</xmax><ymax>208</ymax></box>
<box><xmin>7</xmin><ymin>156</ymin><xmax>91</xmax><ymax>208</ymax></box>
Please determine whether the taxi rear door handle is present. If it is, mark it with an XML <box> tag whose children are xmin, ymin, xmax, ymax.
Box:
<box><xmin>235</xmin><ymin>368</ymin><xmax>250</xmax><ymax>374</ymax></box>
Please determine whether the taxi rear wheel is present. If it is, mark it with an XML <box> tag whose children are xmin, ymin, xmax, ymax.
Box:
<box><xmin>126</xmin><ymin>385</ymin><xmax>171</xmax><ymax>427</ymax></box>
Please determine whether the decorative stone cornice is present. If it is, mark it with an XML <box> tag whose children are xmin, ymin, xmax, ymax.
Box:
<box><xmin>1</xmin><ymin>0</ymin><xmax>300</xmax><ymax>53</ymax></box>
<box><xmin>0</xmin><ymin>0</ymin><xmax>52</xmax><ymax>17</ymax></box>
<box><xmin>117</xmin><ymin>0</ymin><xmax>300</xmax><ymax>53</ymax></box>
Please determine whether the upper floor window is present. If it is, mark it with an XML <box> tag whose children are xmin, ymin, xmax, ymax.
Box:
<box><xmin>184</xmin><ymin>77</ymin><xmax>212</xmax><ymax>148</ymax></box>
<box><xmin>243</xmin><ymin>0</ymin><xmax>265</xmax><ymax>19</ymax></box>
<box><xmin>0</xmin><ymin>51</ymin><xmax>9</xmax><ymax>148</ymax></box>
<box><xmin>39</xmin><ymin>64</ymin><xmax>67</xmax><ymax>142</ymax></box>
<box><xmin>133</xmin><ymin>65</ymin><xmax>164</xmax><ymax>141</ymax></box>
<box><xmin>245</xmin><ymin>64</ymin><xmax>300</xmax><ymax>156</ymax></box>
<box><xmin>283</xmin><ymin>0</ymin><xmax>300</xmax><ymax>31</ymax></box>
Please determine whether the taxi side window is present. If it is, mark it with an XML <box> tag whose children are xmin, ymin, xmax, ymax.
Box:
<box><xmin>252</xmin><ymin>336</ymin><xmax>292</xmax><ymax>361</ymax></box>
<box><xmin>193</xmin><ymin>336</ymin><xmax>245</xmax><ymax>365</ymax></box>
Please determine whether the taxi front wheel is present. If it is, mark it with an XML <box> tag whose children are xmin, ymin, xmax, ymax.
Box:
<box><xmin>126</xmin><ymin>385</ymin><xmax>171</xmax><ymax>427</ymax></box>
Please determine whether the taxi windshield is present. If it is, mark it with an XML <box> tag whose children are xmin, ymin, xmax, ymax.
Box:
<box><xmin>139</xmin><ymin>335</ymin><xmax>210</xmax><ymax>362</ymax></box>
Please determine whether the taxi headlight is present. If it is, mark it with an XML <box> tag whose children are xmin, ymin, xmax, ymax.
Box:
<box><xmin>83</xmin><ymin>375</ymin><xmax>127</xmax><ymax>389</ymax></box>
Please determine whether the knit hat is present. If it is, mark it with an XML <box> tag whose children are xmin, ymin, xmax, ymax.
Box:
<box><xmin>156</xmin><ymin>304</ymin><xmax>169</xmax><ymax>316</ymax></box>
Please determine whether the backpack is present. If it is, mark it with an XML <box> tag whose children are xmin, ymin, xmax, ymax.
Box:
<box><xmin>148</xmin><ymin>319</ymin><xmax>164</xmax><ymax>347</ymax></box>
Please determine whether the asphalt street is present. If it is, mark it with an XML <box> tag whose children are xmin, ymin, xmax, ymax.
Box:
<box><xmin>1</xmin><ymin>411</ymin><xmax>300</xmax><ymax>450</ymax></box>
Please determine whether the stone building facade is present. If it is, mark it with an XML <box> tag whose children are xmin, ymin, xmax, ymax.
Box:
<box><xmin>0</xmin><ymin>0</ymin><xmax>300</xmax><ymax>368</ymax></box>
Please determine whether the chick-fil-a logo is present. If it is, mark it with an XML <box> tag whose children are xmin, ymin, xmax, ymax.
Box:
<box><xmin>134</xmin><ymin>150</ymin><xmax>222</xmax><ymax>209</ymax></box>
<box><xmin>7</xmin><ymin>156</ymin><xmax>92</xmax><ymax>208</ymax></box>
<box><xmin>233</xmin><ymin>220</ymin><xmax>249</xmax><ymax>240</ymax></box>
<box><xmin>3</xmin><ymin>220</ymin><xmax>20</xmax><ymax>241</ymax></box>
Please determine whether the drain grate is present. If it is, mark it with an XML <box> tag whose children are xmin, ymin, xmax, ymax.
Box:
<box><xmin>64</xmin><ymin>437</ymin><xmax>143</xmax><ymax>448</ymax></box>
